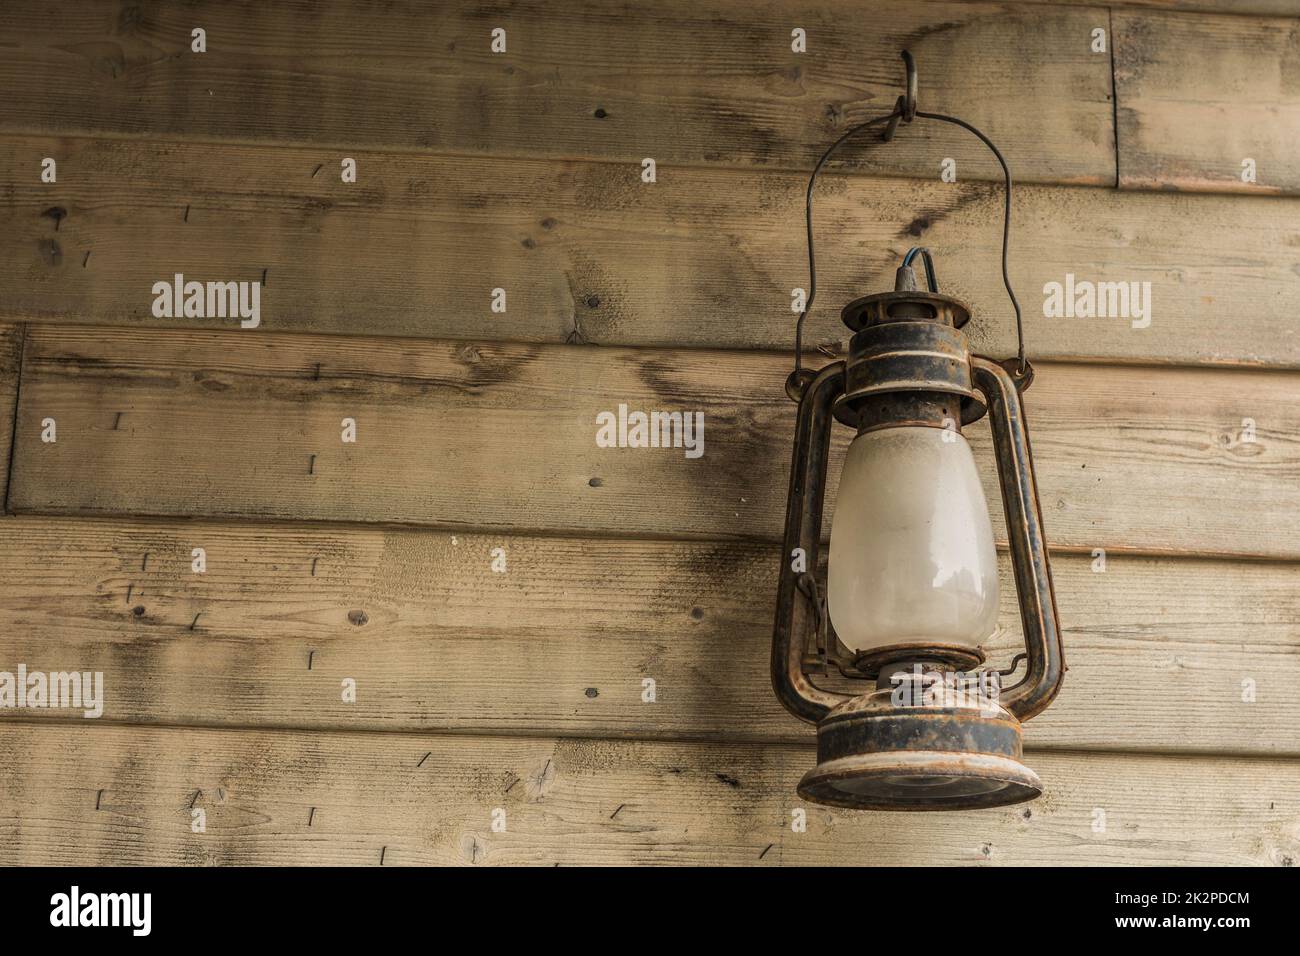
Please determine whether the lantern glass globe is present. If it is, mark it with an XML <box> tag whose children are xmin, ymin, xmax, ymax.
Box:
<box><xmin>828</xmin><ymin>425</ymin><xmax>1000</xmax><ymax>653</ymax></box>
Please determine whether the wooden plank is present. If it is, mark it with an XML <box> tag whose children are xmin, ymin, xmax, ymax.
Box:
<box><xmin>1116</xmin><ymin>10</ymin><xmax>1300</xmax><ymax>195</ymax></box>
<box><xmin>0</xmin><ymin>722</ymin><xmax>1296</xmax><ymax>865</ymax></box>
<box><xmin>0</xmin><ymin>515</ymin><xmax>1295</xmax><ymax>755</ymax></box>
<box><xmin>0</xmin><ymin>0</ymin><xmax>1114</xmax><ymax>186</ymax></box>
<box><xmin>0</xmin><ymin>326</ymin><xmax>22</xmax><ymax>507</ymax></box>
<box><xmin>10</xmin><ymin>326</ymin><xmax>1300</xmax><ymax>559</ymax></box>
<box><xmin>966</xmin><ymin>0</ymin><xmax>1300</xmax><ymax>16</ymax></box>
<box><xmin>3</xmin><ymin>137</ymin><xmax>1298</xmax><ymax>366</ymax></box>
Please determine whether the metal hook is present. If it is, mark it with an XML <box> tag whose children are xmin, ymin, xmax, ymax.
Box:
<box><xmin>901</xmin><ymin>50</ymin><xmax>917</xmax><ymax>122</ymax></box>
<box><xmin>882</xmin><ymin>50</ymin><xmax>917</xmax><ymax>143</ymax></box>
<box><xmin>882</xmin><ymin>98</ymin><xmax>904</xmax><ymax>142</ymax></box>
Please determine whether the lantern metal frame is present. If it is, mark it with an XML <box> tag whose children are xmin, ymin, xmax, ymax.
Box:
<box><xmin>771</xmin><ymin>51</ymin><xmax>1066</xmax><ymax>811</ymax></box>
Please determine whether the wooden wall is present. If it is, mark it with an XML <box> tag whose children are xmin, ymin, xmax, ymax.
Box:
<box><xmin>0</xmin><ymin>0</ymin><xmax>1297</xmax><ymax>866</ymax></box>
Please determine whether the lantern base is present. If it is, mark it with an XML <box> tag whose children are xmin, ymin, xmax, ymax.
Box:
<box><xmin>797</xmin><ymin>687</ymin><xmax>1042</xmax><ymax>811</ymax></box>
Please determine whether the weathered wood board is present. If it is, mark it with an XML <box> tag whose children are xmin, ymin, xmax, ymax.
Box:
<box><xmin>0</xmin><ymin>0</ymin><xmax>1114</xmax><ymax>186</ymax></box>
<box><xmin>0</xmin><ymin>516</ymin><xmax>1295</xmax><ymax>755</ymax></box>
<box><xmin>0</xmin><ymin>723</ymin><xmax>1296</xmax><ymax>865</ymax></box>
<box><xmin>10</xmin><ymin>327</ymin><xmax>1299</xmax><ymax>559</ymax></box>
<box><xmin>978</xmin><ymin>0</ymin><xmax>1300</xmax><ymax>15</ymax></box>
<box><xmin>3</xmin><ymin>136</ymin><xmax>1298</xmax><ymax>365</ymax></box>
<box><xmin>1116</xmin><ymin>10</ymin><xmax>1300</xmax><ymax>194</ymax></box>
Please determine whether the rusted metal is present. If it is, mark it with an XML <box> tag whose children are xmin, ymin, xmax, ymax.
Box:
<box><xmin>772</xmin><ymin>272</ymin><xmax>1065</xmax><ymax>809</ymax></box>
<box><xmin>852</xmin><ymin>642</ymin><xmax>986</xmax><ymax>680</ymax></box>
<box><xmin>900</xmin><ymin>50</ymin><xmax>918</xmax><ymax>122</ymax></box>
<box><xmin>783</xmin><ymin>367</ymin><xmax>819</xmax><ymax>403</ymax></box>
<box><xmin>882</xmin><ymin>99</ymin><xmax>904</xmax><ymax>143</ymax></box>
<box><xmin>835</xmin><ymin>291</ymin><xmax>985</xmax><ymax>429</ymax></box>
<box><xmin>840</xmin><ymin>288</ymin><xmax>969</xmax><ymax>332</ymax></box>
<box><xmin>796</xmin><ymin>688</ymin><xmax>1042</xmax><ymax>811</ymax></box>
<box><xmin>771</xmin><ymin>362</ymin><xmax>853</xmax><ymax>725</ymax></box>
<box><xmin>971</xmin><ymin>357</ymin><xmax>1065</xmax><ymax>722</ymax></box>
<box><xmin>773</xmin><ymin>46</ymin><xmax>1058</xmax><ymax>809</ymax></box>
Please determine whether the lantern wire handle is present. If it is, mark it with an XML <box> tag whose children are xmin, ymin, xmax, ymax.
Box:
<box><xmin>793</xmin><ymin>109</ymin><xmax>903</xmax><ymax>377</ymax></box>
<box><xmin>915</xmin><ymin>109</ymin><xmax>1025</xmax><ymax>375</ymax></box>
<box><xmin>793</xmin><ymin>52</ymin><xmax>1027</xmax><ymax>380</ymax></box>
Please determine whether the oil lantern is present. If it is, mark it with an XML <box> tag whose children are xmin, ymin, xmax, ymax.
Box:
<box><xmin>772</xmin><ymin>52</ymin><xmax>1066</xmax><ymax>810</ymax></box>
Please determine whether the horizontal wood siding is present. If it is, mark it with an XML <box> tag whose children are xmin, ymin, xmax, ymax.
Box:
<box><xmin>1</xmin><ymin>723</ymin><xmax>1297</xmax><ymax>865</ymax></box>
<box><xmin>0</xmin><ymin>516</ymin><xmax>1295</xmax><ymax>755</ymax></box>
<box><xmin>972</xmin><ymin>0</ymin><xmax>1300</xmax><ymax>16</ymax></box>
<box><xmin>0</xmin><ymin>0</ymin><xmax>1113</xmax><ymax>185</ymax></box>
<box><xmin>1116</xmin><ymin>10</ymin><xmax>1300</xmax><ymax>193</ymax></box>
<box><xmin>10</xmin><ymin>327</ymin><xmax>1299</xmax><ymax>558</ymax></box>
<box><xmin>2</xmin><ymin>136</ymin><xmax>1297</xmax><ymax>364</ymax></box>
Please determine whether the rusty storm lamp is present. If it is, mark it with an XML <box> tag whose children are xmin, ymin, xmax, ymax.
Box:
<box><xmin>773</xmin><ymin>52</ymin><xmax>1065</xmax><ymax>810</ymax></box>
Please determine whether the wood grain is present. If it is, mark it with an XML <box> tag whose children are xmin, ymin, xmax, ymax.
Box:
<box><xmin>976</xmin><ymin>0</ymin><xmax>1300</xmax><ymax>15</ymax></box>
<box><xmin>3</xmin><ymin>136</ymin><xmax>1298</xmax><ymax>366</ymax></box>
<box><xmin>0</xmin><ymin>0</ymin><xmax>1114</xmax><ymax>186</ymax></box>
<box><xmin>1116</xmin><ymin>10</ymin><xmax>1300</xmax><ymax>194</ymax></box>
<box><xmin>0</xmin><ymin>515</ymin><xmax>1295</xmax><ymax>755</ymax></box>
<box><xmin>10</xmin><ymin>326</ymin><xmax>1300</xmax><ymax>559</ymax></box>
<box><xmin>0</xmin><ymin>722</ymin><xmax>1295</xmax><ymax>865</ymax></box>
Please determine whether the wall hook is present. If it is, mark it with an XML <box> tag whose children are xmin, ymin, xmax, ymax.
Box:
<box><xmin>901</xmin><ymin>49</ymin><xmax>918</xmax><ymax>122</ymax></box>
<box><xmin>883</xmin><ymin>50</ymin><xmax>918</xmax><ymax>142</ymax></box>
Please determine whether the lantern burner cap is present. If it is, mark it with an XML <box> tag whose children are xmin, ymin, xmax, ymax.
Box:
<box><xmin>841</xmin><ymin>288</ymin><xmax>972</xmax><ymax>333</ymax></box>
<box><xmin>797</xmin><ymin>690</ymin><xmax>1043</xmax><ymax>811</ymax></box>
<box><xmin>799</xmin><ymin>751</ymin><xmax>1042</xmax><ymax>811</ymax></box>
